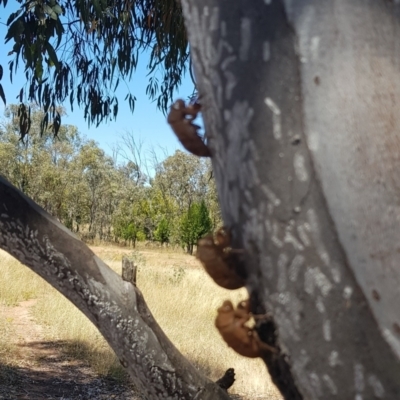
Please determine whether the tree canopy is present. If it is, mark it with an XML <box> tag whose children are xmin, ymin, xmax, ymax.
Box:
<box><xmin>0</xmin><ymin>0</ymin><xmax>189</xmax><ymax>138</ymax></box>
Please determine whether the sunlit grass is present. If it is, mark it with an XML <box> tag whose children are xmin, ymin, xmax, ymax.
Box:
<box><xmin>0</xmin><ymin>304</ymin><xmax>18</xmax><ymax>385</ymax></box>
<box><xmin>0</xmin><ymin>254</ymin><xmax>48</xmax><ymax>306</ymax></box>
<box><xmin>0</xmin><ymin>313</ymin><xmax>15</xmax><ymax>364</ymax></box>
<box><xmin>0</xmin><ymin>247</ymin><xmax>282</xmax><ymax>399</ymax></box>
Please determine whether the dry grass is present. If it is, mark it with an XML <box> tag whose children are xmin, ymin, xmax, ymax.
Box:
<box><xmin>0</xmin><ymin>311</ymin><xmax>16</xmax><ymax>364</ymax></box>
<box><xmin>0</xmin><ymin>254</ymin><xmax>49</xmax><ymax>306</ymax></box>
<box><xmin>31</xmin><ymin>289</ymin><xmax>127</xmax><ymax>380</ymax></box>
<box><xmin>0</xmin><ymin>301</ymin><xmax>18</xmax><ymax>385</ymax></box>
<box><xmin>0</xmin><ymin>246</ymin><xmax>282</xmax><ymax>399</ymax></box>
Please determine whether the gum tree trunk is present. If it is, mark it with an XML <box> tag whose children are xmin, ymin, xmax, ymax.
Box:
<box><xmin>181</xmin><ymin>0</ymin><xmax>400</xmax><ymax>398</ymax></box>
<box><xmin>0</xmin><ymin>177</ymin><xmax>231</xmax><ymax>400</ymax></box>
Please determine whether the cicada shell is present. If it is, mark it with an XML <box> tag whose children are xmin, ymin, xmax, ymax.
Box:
<box><xmin>196</xmin><ymin>228</ymin><xmax>245</xmax><ymax>290</ymax></box>
<box><xmin>167</xmin><ymin>99</ymin><xmax>211</xmax><ymax>157</ymax></box>
<box><xmin>215</xmin><ymin>300</ymin><xmax>277</xmax><ymax>358</ymax></box>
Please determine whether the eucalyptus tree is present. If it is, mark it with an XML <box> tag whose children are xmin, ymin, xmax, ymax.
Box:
<box><xmin>0</xmin><ymin>105</ymin><xmax>82</xmax><ymax>219</ymax></box>
<box><xmin>179</xmin><ymin>200</ymin><xmax>212</xmax><ymax>254</ymax></box>
<box><xmin>153</xmin><ymin>150</ymin><xmax>209</xmax><ymax>213</ymax></box>
<box><xmin>180</xmin><ymin>0</ymin><xmax>400</xmax><ymax>398</ymax></box>
<box><xmin>0</xmin><ymin>0</ymin><xmax>189</xmax><ymax>135</ymax></box>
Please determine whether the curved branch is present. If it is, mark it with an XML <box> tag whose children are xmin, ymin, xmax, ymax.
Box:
<box><xmin>0</xmin><ymin>175</ymin><xmax>230</xmax><ymax>400</ymax></box>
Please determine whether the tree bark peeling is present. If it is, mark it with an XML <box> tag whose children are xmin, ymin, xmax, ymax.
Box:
<box><xmin>182</xmin><ymin>0</ymin><xmax>400</xmax><ymax>398</ymax></box>
<box><xmin>0</xmin><ymin>176</ymin><xmax>231</xmax><ymax>400</ymax></box>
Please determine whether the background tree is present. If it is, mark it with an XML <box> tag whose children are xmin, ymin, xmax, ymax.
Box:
<box><xmin>179</xmin><ymin>200</ymin><xmax>212</xmax><ymax>254</ymax></box>
<box><xmin>122</xmin><ymin>222</ymin><xmax>138</xmax><ymax>248</ymax></box>
<box><xmin>0</xmin><ymin>104</ymin><xmax>82</xmax><ymax>218</ymax></box>
<box><xmin>0</xmin><ymin>105</ymin><xmax>221</xmax><ymax>248</ymax></box>
<box><xmin>154</xmin><ymin>217</ymin><xmax>171</xmax><ymax>245</ymax></box>
<box><xmin>153</xmin><ymin>151</ymin><xmax>208</xmax><ymax>211</ymax></box>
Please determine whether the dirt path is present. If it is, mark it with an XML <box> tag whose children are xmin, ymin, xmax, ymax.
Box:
<box><xmin>0</xmin><ymin>300</ymin><xmax>141</xmax><ymax>400</ymax></box>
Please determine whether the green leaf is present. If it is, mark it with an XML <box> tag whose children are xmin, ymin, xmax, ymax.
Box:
<box><xmin>43</xmin><ymin>4</ymin><xmax>58</xmax><ymax>20</ymax></box>
<box><xmin>52</xmin><ymin>4</ymin><xmax>62</xmax><ymax>15</ymax></box>
<box><xmin>6</xmin><ymin>9</ymin><xmax>22</xmax><ymax>26</ymax></box>
<box><xmin>52</xmin><ymin>112</ymin><xmax>61</xmax><ymax>136</ymax></box>
<box><xmin>114</xmin><ymin>77</ymin><xmax>119</xmax><ymax>91</ymax></box>
<box><xmin>23</xmin><ymin>45</ymin><xmax>33</xmax><ymax>68</ymax></box>
<box><xmin>5</xmin><ymin>18</ymin><xmax>24</xmax><ymax>42</ymax></box>
<box><xmin>92</xmin><ymin>0</ymin><xmax>101</xmax><ymax>16</ymax></box>
<box><xmin>54</xmin><ymin>19</ymin><xmax>64</xmax><ymax>48</ymax></box>
<box><xmin>70</xmin><ymin>90</ymin><xmax>74</xmax><ymax>111</ymax></box>
<box><xmin>45</xmin><ymin>42</ymin><xmax>59</xmax><ymax>69</ymax></box>
<box><xmin>0</xmin><ymin>84</ymin><xmax>6</xmax><ymax>105</ymax></box>
<box><xmin>40</xmin><ymin>112</ymin><xmax>49</xmax><ymax>135</ymax></box>
<box><xmin>35</xmin><ymin>59</ymin><xmax>43</xmax><ymax>81</ymax></box>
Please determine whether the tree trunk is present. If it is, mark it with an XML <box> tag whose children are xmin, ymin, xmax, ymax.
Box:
<box><xmin>181</xmin><ymin>0</ymin><xmax>400</xmax><ymax>398</ymax></box>
<box><xmin>0</xmin><ymin>177</ymin><xmax>231</xmax><ymax>400</ymax></box>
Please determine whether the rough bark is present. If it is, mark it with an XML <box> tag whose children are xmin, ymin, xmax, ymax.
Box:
<box><xmin>181</xmin><ymin>0</ymin><xmax>400</xmax><ymax>398</ymax></box>
<box><xmin>0</xmin><ymin>176</ymin><xmax>231</xmax><ymax>400</ymax></box>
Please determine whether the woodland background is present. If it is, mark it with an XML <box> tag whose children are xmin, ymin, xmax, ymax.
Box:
<box><xmin>0</xmin><ymin>104</ymin><xmax>221</xmax><ymax>253</ymax></box>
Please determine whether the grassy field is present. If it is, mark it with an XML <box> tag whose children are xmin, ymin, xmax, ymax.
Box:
<box><xmin>0</xmin><ymin>245</ymin><xmax>282</xmax><ymax>399</ymax></box>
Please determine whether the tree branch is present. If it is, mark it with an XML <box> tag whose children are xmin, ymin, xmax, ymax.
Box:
<box><xmin>0</xmin><ymin>175</ymin><xmax>231</xmax><ymax>400</ymax></box>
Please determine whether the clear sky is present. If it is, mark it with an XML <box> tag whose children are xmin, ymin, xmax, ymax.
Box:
<box><xmin>0</xmin><ymin>5</ymin><xmax>195</xmax><ymax>161</ymax></box>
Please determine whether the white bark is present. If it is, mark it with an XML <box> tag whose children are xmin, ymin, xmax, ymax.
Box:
<box><xmin>182</xmin><ymin>0</ymin><xmax>400</xmax><ymax>398</ymax></box>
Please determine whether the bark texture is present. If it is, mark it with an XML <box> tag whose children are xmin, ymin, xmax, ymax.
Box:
<box><xmin>0</xmin><ymin>176</ymin><xmax>231</xmax><ymax>400</ymax></box>
<box><xmin>181</xmin><ymin>0</ymin><xmax>400</xmax><ymax>398</ymax></box>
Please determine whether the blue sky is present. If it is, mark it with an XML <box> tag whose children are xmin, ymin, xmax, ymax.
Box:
<box><xmin>0</xmin><ymin>5</ymin><xmax>195</xmax><ymax>162</ymax></box>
